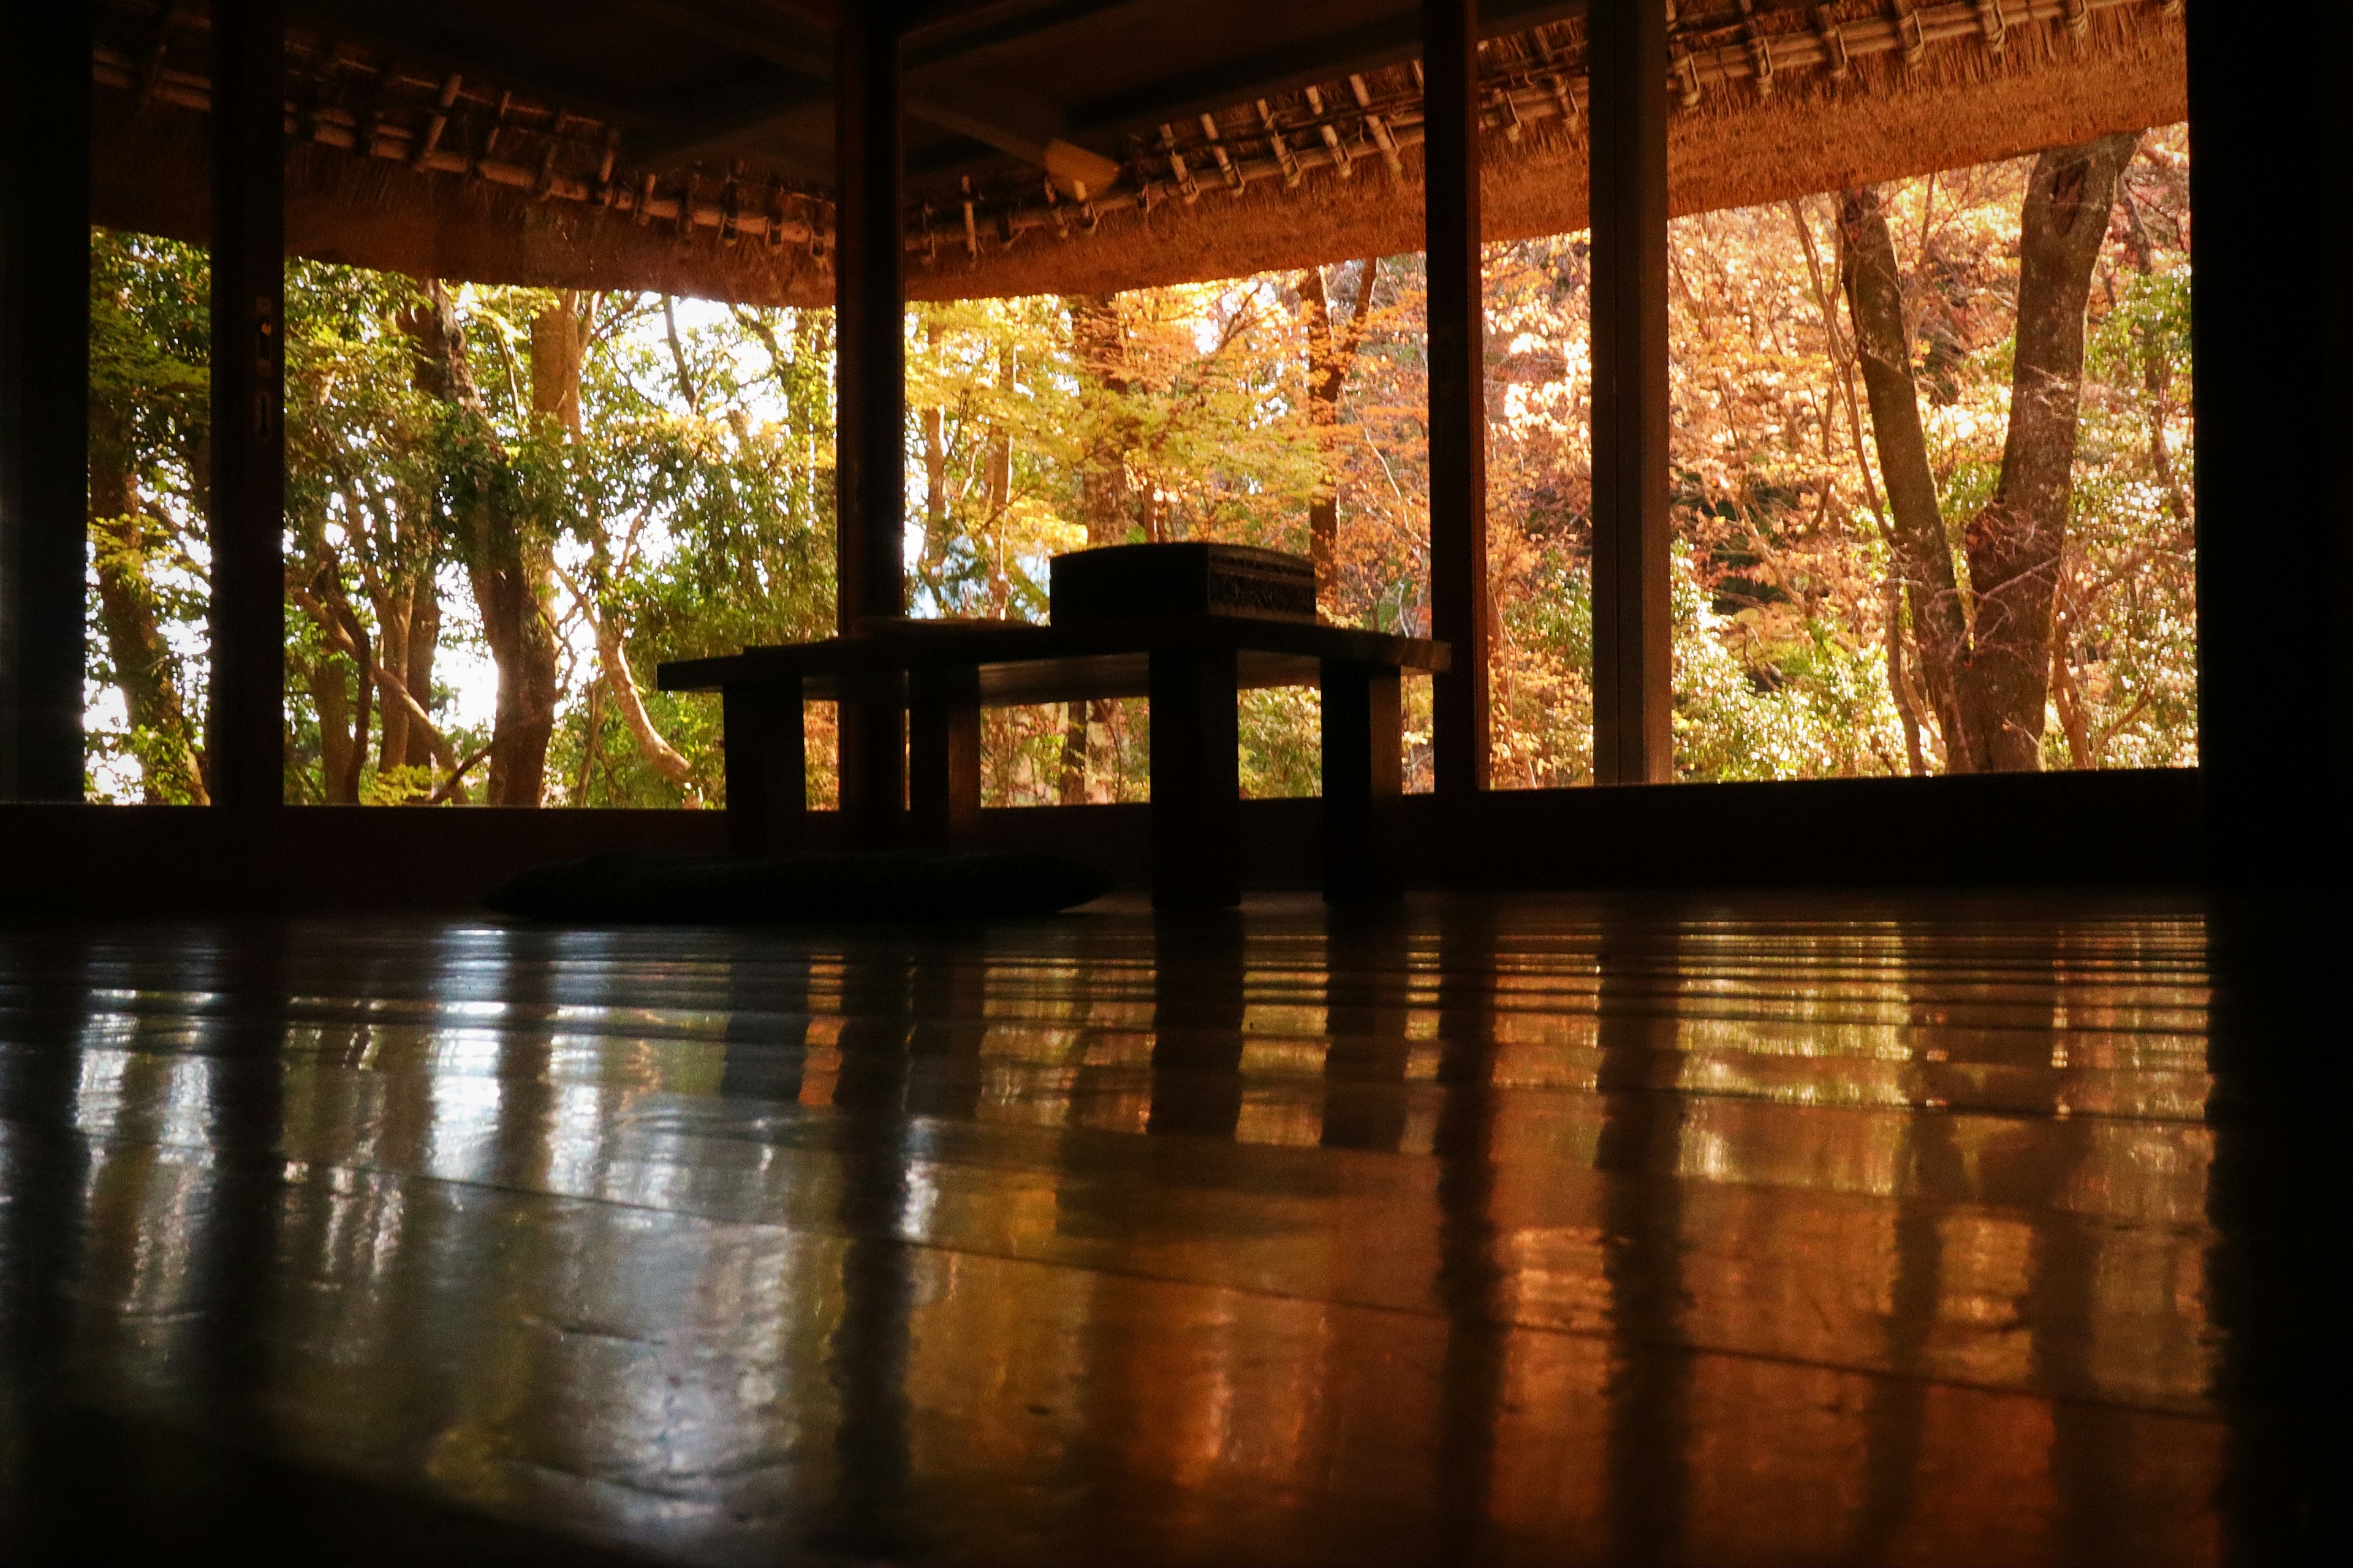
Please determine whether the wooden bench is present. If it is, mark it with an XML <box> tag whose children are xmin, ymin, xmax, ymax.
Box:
<box><xmin>657</xmin><ymin>615</ymin><xmax>1447</xmax><ymax>909</ymax></box>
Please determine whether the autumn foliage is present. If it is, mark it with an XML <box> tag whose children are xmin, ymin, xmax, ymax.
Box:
<box><xmin>82</xmin><ymin>130</ymin><xmax>2192</xmax><ymax>806</ymax></box>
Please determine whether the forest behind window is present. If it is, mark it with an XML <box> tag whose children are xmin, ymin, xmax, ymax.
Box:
<box><xmin>83</xmin><ymin>127</ymin><xmax>2192</xmax><ymax>806</ymax></box>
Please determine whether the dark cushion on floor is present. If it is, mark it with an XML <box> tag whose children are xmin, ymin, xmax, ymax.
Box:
<box><xmin>487</xmin><ymin>850</ymin><xmax>1112</xmax><ymax>924</ymax></box>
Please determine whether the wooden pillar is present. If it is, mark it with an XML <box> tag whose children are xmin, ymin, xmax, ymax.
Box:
<box><xmin>907</xmin><ymin>665</ymin><xmax>980</xmax><ymax>849</ymax></box>
<box><xmin>2191</xmin><ymin>2</ymin><xmax>2341</xmax><ymax>894</ymax></box>
<box><xmin>207</xmin><ymin>0</ymin><xmax>287</xmax><ymax>812</ymax></box>
<box><xmin>0</xmin><ymin>1</ymin><xmax>93</xmax><ymax>801</ymax></box>
<box><xmin>834</xmin><ymin>6</ymin><xmax>907</xmax><ymax>845</ymax></box>
<box><xmin>1423</xmin><ymin>0</ymin><xmax>1490</xmax><ymax>798</ymax></box>
<box><xmin>1320</xmin><ymin>661</ymin><xmax>1404</xmax><ymax>903</ymax></box>
<box><xmin>1588</xmin><ymin>0</ymin><xmax>1671</xmax><ymax>785</ymax></box>
<box><xmin>1148</xmin><ymin>646</ymin><xmax>1241</xmax><ymax>910</ymax></box>
<box><xmin>723</xmin><ymin>679</ymin><xmax>806</xmax><ymax>856</ymax></box>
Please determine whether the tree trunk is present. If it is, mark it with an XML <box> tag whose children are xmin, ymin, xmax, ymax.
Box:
<box><xmin>594</xmin><ymin>610</ymin><xmax>696</xmax><ymax>790</ymax></box>
<box><xmin>314</xmin><ymin>626</ymin><xmax>368</xmax><ymax>802</ymax></box>
<box><xmin>986</xmin><ymin>346</ymin><xmax>1014</xmax><ymax>522</ymax></box>
<box><xmin>1838</xmin><ymin>185</ymin><xmax>1974</xmax><ymax>768</ymax></box>
<box><xmin>410</xmin><ymin>279</ymin><xmax>561</xmax><ymax>805</ymax></box>
<box><xmin>369</xmin><ymin>330</ymin><xmax>447</xmax><ymax>781</ymax></box>
<box><xmin>1952</xmin><ymin>135</ymin><xmax>2135</xmax><ymax>771</ymax></box>
<box><xmin>2115</xmin><ymin>169</ymin><xmax>2191</xmax><ymax>526</ymax></box>
<box><xmin>1067</xmin><ymin>294</ymin><xmax>1137</xmax><ymax>543</ymax></box>
<box><xmin>532</xmin><ymin>292</ymin><xmax>589</xmax><ymax>438</ymax></box>
<box><xmin>917</xmin><ymin>321</ymin><xmax>953</xmax><ymax>604</ymax></box>
<box><xmin>1063</xmin><ymin>295</ymin><xmax>1146</xmax><ymax>799</ymax></box>
<box><xmin>1299</xmin><ymin>259</ymin><xmax>1373</xmax><ymax>611</ymax></box>
<box><xmin>367</xmin><ymin>570</ymin><xmax>443</xmax><ymax>781</ymax></box>
<box><xmin>574</xmin><ymin>678</ymin><xmax>605</xmax><ymax>805</ymax></box>
<box><xmin>282</xmin><ymin>511</ymin><xmax>377</xmax><ymax>803</ymax></box>
<box><xmin>373</xmin><ymin>589</ymin><xmax>411</xmax><ymax>773</ymax></box>
<box><xmin>1787</xmin><ymin>199</ymin><xmax>1928</xmax><ymax>776</ymax></box>
<box><xmin>1058</xmin><ymin>703</ymin><xmax>1089</xmax><ymax>804</ymax></box>
<box><xmin>659</xmin><ymin>294</ymin><xmax>699</xmax><ymax>414</ymax></box>
<box><xmin>555</xmin><ymin>292</ymin><xmax>695</xmax><ymax>797</ymax></box>
<box><xmin>403</xmin><ymin>586</ymin><xmax>440</xmax><ymax>770</ymax></box>
<box><xmin>86</xmin><ymin>416</ymin><xmax>208</xmax><ymax>803</ymax></box>
<box><xmin>305</xmin><ymin>648</ymin><xmax>357</xmax><ymax>804</ymax></box>
<box><xmin>980</xmin><ymin>343</ymin><xmax>1015</xmax><ymax>615</ymax></box>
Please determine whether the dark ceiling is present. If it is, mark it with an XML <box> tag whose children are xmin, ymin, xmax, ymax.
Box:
<box><xmin>288</xmin><ymin>0</ymin><xmax>1616</xmax><ymax>199</ymax></box>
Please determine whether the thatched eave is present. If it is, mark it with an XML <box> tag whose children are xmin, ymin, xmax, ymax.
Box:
<box><xmin>89</xmin><ymin>0</ymin><xmax>2186</xmax><ymax>305</ymax></box>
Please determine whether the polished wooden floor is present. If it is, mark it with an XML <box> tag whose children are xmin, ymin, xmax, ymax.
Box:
<box><xmin>0</xmin><ymin>894</ymin><xmax>2299</xmax><ymax>1564</ymax></box>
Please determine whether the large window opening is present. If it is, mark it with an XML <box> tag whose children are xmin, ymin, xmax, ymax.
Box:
<box><xmin>77</xmin><ymin>100</ymin><xmax>2186</xmax><ymax>806</ymax></box>
<box><xmin>1667</xmin><ymin>129</ymin><xmax>2194</xmax><ymax>779</ymax></box>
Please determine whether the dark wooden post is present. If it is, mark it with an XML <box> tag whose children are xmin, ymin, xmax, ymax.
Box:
<box><xmin>907</xmin><ymin>665</ymin><xmax>980</xmax><ymax>849</ymax></box>
<box><xmin>1320</xmin><ymin>661</ymin><xmax>1404</xmax><ymax>903</ymax></box>
<box><xmin>2191</xmin><ymin>2</ymin><xmax>2341</xmax><ymax>895</ymax></box>
<box><xmin>723</xmin><ymin>680</ymin><xmax>807</xmax><ymax>855</ymax></box>
<box><xmin>208</xmin><ymin>0</ymin><xmax>288</xmax><ymax>812</ymax></box>
<box><xmin>835</xmin><ymin>6</ymin><xmax>907</xmax><ymax>846</ymax></box>
<box><xmin>0</xmin><ymin>1</ymin><xmax>93</xmax><ymax>801</ymax></box>
<box><xmin>1588</xmin><ymin>0</ymin><xmax>1672</xmax><ymax>785</ymax></box>
<box><xmin>1424</xmin><ymin>0</ymin><xmax>1490</xmax><ymax>799</ymax></box>
<box><xmin>1148</xmin><ymin>646</ymin><xmax>1241</xmax><ymax>910</ymax></box>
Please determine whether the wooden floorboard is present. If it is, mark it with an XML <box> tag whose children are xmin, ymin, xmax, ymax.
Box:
<box><xmin>0</xmin><ymin>892</ymin><xmax>2294</xmax><ymax>1564</ymax></box>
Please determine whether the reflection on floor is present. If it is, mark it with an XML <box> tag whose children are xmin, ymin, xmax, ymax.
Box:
<box><xmin>0</xmin><ymin>894</ymin><xmax>2267</xmax><ymax>1564</ymax></box>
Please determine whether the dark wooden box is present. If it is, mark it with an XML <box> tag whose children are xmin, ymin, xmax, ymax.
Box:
<box><xmin>1050</xmin><ymin>542</ymin><xmax>1317</xmax><ymax>624</ymax></box>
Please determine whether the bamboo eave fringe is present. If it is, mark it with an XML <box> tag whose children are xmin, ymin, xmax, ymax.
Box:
<box><xmin>88</xmin><ymin>0</ymin><xmax>2186</xmax><ymax>303</ymax></box>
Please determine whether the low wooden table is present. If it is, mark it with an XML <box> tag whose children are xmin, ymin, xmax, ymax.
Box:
<box><xmin>657</xmin><ymin>615</ymin><xmax>1447</xmax><ymax>908</ymax></box>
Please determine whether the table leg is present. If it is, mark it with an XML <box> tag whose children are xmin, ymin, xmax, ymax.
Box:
<box><xmin>836</xmin><ymin>669</ymin><xmax>907</xmax><ymax>849</ymax></box>
<box><xmin>722</xmin><ymin>677</ymin><xmax>805</xmax><ymax>857</ymax></box>
<box><xmin>909</xmin><ymin>667</ymin><xmax>981</xmax><ymax>850</ymax></box>
<box><xmin>1319</xmin><ymin>661</ymin><xmax>1403</xmax><ymax>903</ymax></box>
<box><xmin>1148</xmin><ymin>646</ymin><xmax>1242</xmax><ymax>909</ymax></box>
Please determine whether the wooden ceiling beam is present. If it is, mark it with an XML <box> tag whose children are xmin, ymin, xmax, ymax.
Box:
<box><xmin>612</xmin><ymin>0</ymin><xmax>1064</xmax><ymax>169</ymax></box>
<box><xmin>1064</xmin><ymin>0</ymin><xmax>1584</xmax><ymax>140</ymax></box>
<box><xmin>614</xmin><ymin>0</ymin><xmax>836</xmax><ymax>80</ymax></box>
<box><xmin>631</xmin><ymin>69</ymin><xmax>835</xmax><ymax>175</ymax></box>
<box><xmin>901</xmin><ymin>0</ymin><xmax>1152</xmax><ymax>71</ymax></box>
<box><xmin>287</xmin><ymin>1</ymin><xmax>645</xmax><ymax>120</ymax></box>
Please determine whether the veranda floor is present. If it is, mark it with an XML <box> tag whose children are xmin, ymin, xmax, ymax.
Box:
<box><xmin>0</xmin><ymin>893</ymin><xmax>2294</xmax><ymax>1564</ymax></box>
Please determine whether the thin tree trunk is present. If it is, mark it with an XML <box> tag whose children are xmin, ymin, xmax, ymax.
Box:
<box><xmin>286</xmin><ymin>502</ymin><xmax>377</xmax><ymax>804</ymax></box>
<box><xmin>2048</xmin><ymin>561</ymin><xmax>2097</xmax><ymax>768</ymax></box>
<box><xmin>974</xmin><ymin>344</ymin><xmax>1015</xmax><ymax>616</ymax></box>
<box><xmin>560</xmin><ymin>293</ymin><xmax>698</xmax><ymax>795</ymax></box>
<box><xmin>289</xmin><ymin>572</ymin><xmax>468</xmax><ymax>794</ymax></box>
<box><xmin>373</xmin><ymin>589</ymin><xmax>411</xmax><ymax>772</ymax></box>
<box><xmin>403</xmin><ymin>585</ymin><xmax>439</xmax><ymax>770</ymax></box>
<box><xmin>1060</xmin><ymin>297</ymin><xmax>1150</xmax><ymax>800</ymax></box>
<box><xmin>2113</xmin><ymin>170</ymin><xmax>2190</xmax><ymax>526</ymax></box>
<box><xmin>985</xmin><ymin>425</ymin><xmax>1012</xmax><ymax>520</ymax></box>
<box><xmin>917</xmin><ymin>320</ymin><xmax>952</xmax><ymax>604</ymax></box>
<box><xmin>660</xmin><ymin>294</ymin><xmax>699</xmax><ymax>414</ymax></box>
<box><xmin>1838</xmin><ymin>185</ymin><xmax>1975</xmax><ymax>770</ymax></box>
<box><xmin>409</xmin><ymin>279</ymin><xmax>562</xmax><ymax>805</ymax></box>
<box><xmin>305</xmin><ymin>648</ymin><xmax>357</xmax><ymax>804</ymax></box>
<box><xmin>86</xmin><ymin>423</ymin><xmax>209</xmax><ymax>803</ymax></box>
<box><xmin>1065</xmin><ymin>284</ymin><xmax>1140</xmax><ymax>811</ymax></box>
<box><xmin>574</xmin><ymin>678</ymin><xmax>605</xmax><ymax>805</ymax></box>
<box><xmin>1067</xmin><ymin>294</ymin><xmax>1137</xmax><ymax>543</ymax></box>
<box><xmin>1302</xmin><ymin>264</ymin><xmax>1338</xmax><ymax>599</ymax></box>
<box><xmin>987</xmin><ymin>347</ymin><xmax>1014</xmax><ymax>519</ymax></box>
<box><xmin>1789</xmin><ymin>200</ymin><xmax>1927</xmax><ymax>776</ymax></box>
<box><xmin>922</xmin><ymin>401</ymin><xmax>947</xmax><ymax>567</ymax></box>
<box><xmin>1058</xmin><ymin>703</ymin><xmax>1089</xmax><ymax>804</ymax></box>
<box><xmin>1300</xmin><ymin>259</ymin><xmax>1374</xmax><ymax>612</ymax></box>
<box><xmin>1953</xmin><ymin>135</ymin><xmax>2135</xmax><ymax>771</ymax></box>
<box><xmin>594</xmin><ymin>612</ymin><xmax>696</xmax><ymax>788</ymax></box>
